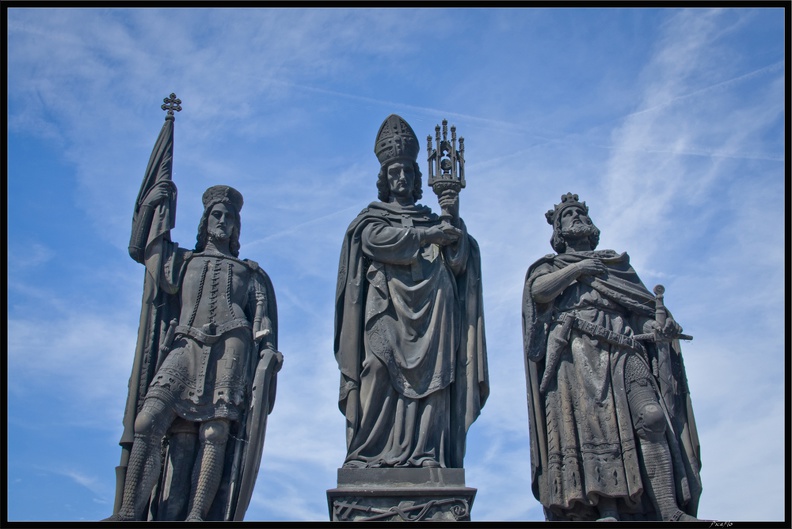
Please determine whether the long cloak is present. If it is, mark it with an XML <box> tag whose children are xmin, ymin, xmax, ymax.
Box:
<box><xmin>334</xmin><ymin>201</ymin><xmax>488</xmax><ymax>468</ymax></box>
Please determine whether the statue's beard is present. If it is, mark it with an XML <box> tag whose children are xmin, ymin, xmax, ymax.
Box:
<box><xmin>561</xmin><ymin>223</ymin><xmax>599</xmax><ymax>240</ymax></box>
<box><xmin>208</xmin><ymin>227</ymin><xmax>231</xmax><ymax>243</ymax></box>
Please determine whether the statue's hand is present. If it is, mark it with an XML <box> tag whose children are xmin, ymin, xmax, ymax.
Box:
<box><xmin>643</xmin><ymin>318</ymin><xmax>683</xmax><ymax>339</ymax></box>
<box><xmin>575</xmin><ymin>258</ymin><xmax>606</xmax><ymax>277</ymax></box>
<box><xmin>143</xmin><ymin>182</ymin><xmax>173</xmax><ymax>207</ymax></box>
<box><xmin>423</xmin><ymin>224</ymin><xmax>461</xmax><ymax>246</ymax></box>
<box><xmin>438</xmin><ymin>189</ymin><xmax>460</xmax><ymax>220</ymax></box>
<box><xmin>662</xmin><ymin>318</ymin><xmax>683</xmax><ymax>338</ymax></box>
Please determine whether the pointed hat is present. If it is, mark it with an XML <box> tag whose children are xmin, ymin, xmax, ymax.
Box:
<box><xmin>374</xmin><ymin>114</ymin><xmax>420</xmax><ymax>166</ymax></box>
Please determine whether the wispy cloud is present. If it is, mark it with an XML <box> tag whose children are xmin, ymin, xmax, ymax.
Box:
<box><xmin>599</xmin><ymin>9</ymin><xmax>783</xmax><ymax>256</ymax></box>
<box><xmin>47</xmin><ymin>467</ymin><xmax>110</xmax><ymax>500</ymax></box>
<box><xmin>7</xmin><ymin>242</ymin><xmax>55</xmax><ymax>273</ymax></box>
<box><xmin>621</xmin><ymin>60</ymin><xmax>784</xmax><ymax>122</ymax></box>
<box><xmin>7</xmin><ymin>299</ymin><xmax>138</xmax><ymax>429</ymax></box>
<box><xmin>695</xmin><ymin>398</ymin><xmax>785</xmax><ymax>521</ymax></box>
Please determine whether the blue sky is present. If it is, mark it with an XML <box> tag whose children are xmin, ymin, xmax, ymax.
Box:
<box><xmin>5</xmin><ymin>7</ymin><xmax>787</xmax><ymax>523</ymax></box>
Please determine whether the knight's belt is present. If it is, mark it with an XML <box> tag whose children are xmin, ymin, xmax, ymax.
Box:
<box><xmin>556</xmin><ymin>312</ymin><xmax>647</xmax><ymax>357</ymax></box>
<box><xmin>175</xmin><ymin>318</ymin><xmax>251</xmax><ymax>345</ymax></box>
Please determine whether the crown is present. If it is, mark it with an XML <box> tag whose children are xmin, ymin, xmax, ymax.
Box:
<box><xmin>545</xmin><ymin>192</ymin><xmax>588</xmax><ymax>224</ymax></box>
<box><xmin>202</xmin><ymin>185</ymin><xmax>243</xmax><ymax>212</ymax></box>
<box><xmin>374</xmin><ymin>114</ymin><xmax>420</xmax><ymax>166</ymax></box>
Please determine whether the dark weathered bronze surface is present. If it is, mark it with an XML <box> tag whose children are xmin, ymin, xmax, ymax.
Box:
<box><xmin>335</xmin><ymin>113</ymin><xmax>488</xmax><ymax>471</ymax></box>
<box><xmin>522</xmin><ymin>193</ymin><xmax>702</xmax><ymax>522</ymax></box>
<box><xmin>329</xmin><ymin>113</ymin><xmax>488</xmax><ymax>519</ymax></box>
<box><xmin>161</xmin><ymin>92</ymin><xmax>182</xmax><ymax>119</ymax></box>
<box><xmin>106</xmin><ymin>96</ymin><xmax>282</xmax><ymax>522</ymax></box>
<box><xmin>328</xmin><ymin>468</ymin><xmax>476</xmax><ymax>521</ymax></box>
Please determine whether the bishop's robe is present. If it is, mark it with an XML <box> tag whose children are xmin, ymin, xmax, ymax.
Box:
<box><xmin>334</xmin><ymin>201</ymin><xmax>488</xmax><ymax>469</ymax></box>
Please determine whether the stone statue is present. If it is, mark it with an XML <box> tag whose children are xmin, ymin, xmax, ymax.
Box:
<box><xmin>107</xmin><ymin>95</ymin><xmax>282</xmax><ymax>521</ymax></box>
<box><xmin>522</xmin><ymin>193</ymin><xmax>702</xmax><ymax>521</ymax></box>
<box><xmin>333</xmin><ymin>114</ymin><xmax>489</xmax><ymax>470</ymax></box>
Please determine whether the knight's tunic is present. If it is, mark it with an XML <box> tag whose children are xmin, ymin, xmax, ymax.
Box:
<box><xmin>146</xmin><ymin>251</ymin><xmax>266</xmax><ymax>422</ymax></box>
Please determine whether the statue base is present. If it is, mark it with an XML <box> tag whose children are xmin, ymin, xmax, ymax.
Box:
<box><xmin>326</xmin><ymin>467</ymin><xmax>477</xmax><ymax>521</ymax></box>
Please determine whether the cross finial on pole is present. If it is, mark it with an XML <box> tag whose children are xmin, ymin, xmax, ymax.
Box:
<box><xmin>161</xmin><ymin>93</ymin><xmax>182</xmax><ymax>121</ymax></box>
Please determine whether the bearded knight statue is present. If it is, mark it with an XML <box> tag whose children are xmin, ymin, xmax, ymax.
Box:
<box><xmin>522</xmin><ymin>193</ymin><xmax>702</xmax><ymax>521</ymax></box>
<box><xmin>106</xmin><ymin>95</ymin><xmax>282</xmax><ymax>521</ymax></box>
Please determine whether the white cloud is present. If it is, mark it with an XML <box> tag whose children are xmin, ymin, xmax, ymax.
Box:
<box><xmin>7</xmin><ymin>311</ymin><xmax>137</xmax><ymax>427</ymax></box>
<box><xmin>6</xmin><ymin>242</ymin><xmax>55</xmax><ymax>273</ymax></box>
<box><xmin>49</xmin><ymin>467</ymin><xmax>110</xmax><ymax>500</ymax></box>
<box><xmin>696</xmin><ymin>398</ymin><xmax>785</xmax><ymax>521</ymax></box>
<box><xmin>598</xmin><ymin>10</ymin><xmax>783</xmax><ymax>257</ymax></box>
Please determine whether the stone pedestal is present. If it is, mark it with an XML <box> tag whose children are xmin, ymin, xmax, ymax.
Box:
<box><xmin>326</xmin><ymin>468</ymin><xmax>477</xmax><ymax>521</ymax></box>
